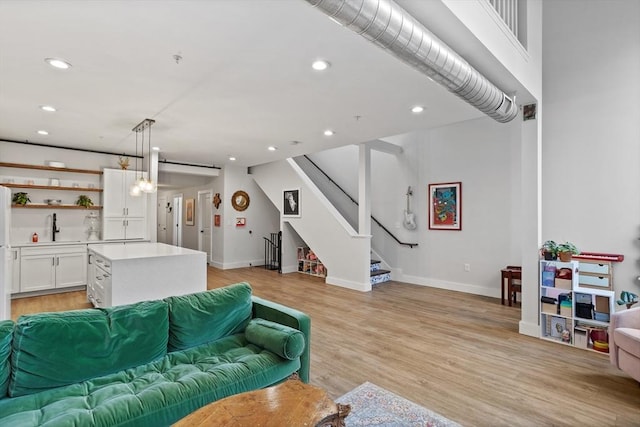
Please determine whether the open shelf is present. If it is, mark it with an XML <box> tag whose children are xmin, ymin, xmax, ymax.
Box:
<box><xmin>2</xmin><ymin>183</ymin><xmax>102</xmax><ymax>192</ymax></box>
<box><xmin>0</xmin><ymin>162</ymin><xmax>102</xmax><ymax>175</ymax></box>
<box><xmin>12</xmin><ymin>204</ymin><xmax>102</xmax><ymax>210</ymax></box>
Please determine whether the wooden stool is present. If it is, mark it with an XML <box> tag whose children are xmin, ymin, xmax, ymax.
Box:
<box><xmin>501</xmin><ymin>266</ymin><xmax>522</xmax><ymax>307</ymax></box>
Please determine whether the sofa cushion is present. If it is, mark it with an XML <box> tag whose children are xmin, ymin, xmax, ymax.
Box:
<box><xmin>0</xmin><ymin>334</ymin><xmax>300</xmax><ymax>427</ymax></box>
<box><xmin>165</xmin><ymin>282</ymin><xmax>253</xmax><ymax>351</ymax></box>
<box><xmin>245</xmin><ymin>318</ymin><xmax>305</xmax><ymax>360</ymax></box>
<box><xmin>9</xmin><ymin>300</ymin><xmax>168</xmax><ymax>397</ymax></box>
<box><xmin>0</xmin><ymin>320</ymin><xmax>13</xmax><ymax>397</ymax></box>
<box><xmin>614</xmin><ymin>327</ymin><xmax>640</xmax><ymax>358</ymax></box>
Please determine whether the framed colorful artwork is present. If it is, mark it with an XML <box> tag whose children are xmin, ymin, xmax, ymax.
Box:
<box><xmin>283</xmin><ymin>189</ymin><xmax>300</xmax><ymax>217</ymax></box>
<box><xmin>214</xmin><ymin>214</ymin><xmax>221</xmax><ymax>227</ymax></box>
<box><xmin>428</xmin><ymin>182</ymin><xmax>461</xmax><ymax>230</ymax></box>
<box><xmin>185</xmin><ymin>198</ymin><xmax>195</xmax><ymax>226</ymax></box>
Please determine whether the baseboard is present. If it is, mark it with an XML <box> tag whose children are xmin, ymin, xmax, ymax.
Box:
<box><xmin>214</xmin><ymin>259</ymin><xmax>264</xmax><ymax>270</ymax></box>
<box><xmin>400</xmin><ymin>274</ymin><xmax>497</xmax><ymax>298</ymax></box>
<box><xmin>326</xmin><ymin>275</ymin><xmax>371</xmax><ymax>292</ymax></box>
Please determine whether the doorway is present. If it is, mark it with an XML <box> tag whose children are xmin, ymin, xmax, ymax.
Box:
<box><xmin>172</xmin><ymin>194</ymin><xmax>183</xmax><ymax>247</ymax></box>
<box><xmin>157</xmin><ymin>196</ymin><xmax>168</xmax><ymax>243</ymax></box>
<box><xmin>198</xmin><ymin>191</ymin><xmax>212</xmax><ymax>264</ymax></box>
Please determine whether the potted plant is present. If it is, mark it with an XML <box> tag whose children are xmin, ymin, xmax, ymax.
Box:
<box><xmin>12</xmin><ymin>192</ymin><xmax>30</xmax><ymax>206</ymax></box>
<box><xmin>541</xmin><ymin>240</ymin><xmax>558</xmax><ymax>260</ymax></box>
<box><xmin>75</xmin><ymin>195</ymin><xmax>94</xmax><ymax>208</ymax></box>
<box><xmin>557</xmin><ymin>241</ymin><xmax>579</xmax><ymax>262</ymax></box>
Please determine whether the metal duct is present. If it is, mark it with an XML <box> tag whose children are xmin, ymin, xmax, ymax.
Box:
<box><xmin>304</xmin><ymin>0</ymin><xmax>518</xmax><ymax>123</ymax></box>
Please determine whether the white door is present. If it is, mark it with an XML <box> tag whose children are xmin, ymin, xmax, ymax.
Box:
<box><xmin>198</xmin><ymin>191</ymin><xmax>212</xmax><ymax>263</ymax></box>
<box><xmin>172</xmin><ymin>195</ymin><xmax>183</xmax><ymax>247</ymax></box>
<box><xmin>102</xmin><ymin>169</ymin><xmax>125</xmax><ymax>217</ymax></box>
<box><xmin>124</xmin><ymin>170</ymin><xmax>147</xmax><ymax>217</ymax></box>
<box><xmin>157</xmin><ymin>196</ymin><xmax>167</xmax><ymax>243</ymax></box>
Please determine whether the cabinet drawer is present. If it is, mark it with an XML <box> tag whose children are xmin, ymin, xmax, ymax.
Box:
<box><xmin>579</xmin><ymin>261</ymin><xmax>610</xmax><ymax>275</ymax></box>
<box><xmin>579</xmin><ymin>274</ymin><xmax>611</xmax><ymax>289</ymax></box>
<box><xmin>94</xmin><ymin>256</ymin><xmax>111</xmax><ymax>274</ymax></box>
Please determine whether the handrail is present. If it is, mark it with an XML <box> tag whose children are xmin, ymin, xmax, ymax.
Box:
<box><xmin>302</xmin><ymin>155</ymin><xmax>417</xmax><ymax>248</ymax></box>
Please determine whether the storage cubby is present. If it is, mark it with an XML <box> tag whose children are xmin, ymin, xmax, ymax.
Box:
<box><xmin>297</xmin><ymin>247</ymin><xmax>327</xmax><ymax>278</ymax></box>
<box><xmin>539</xmin><ymin>259</ymin><xmax>615</xmax><ymax>354</ymax></box>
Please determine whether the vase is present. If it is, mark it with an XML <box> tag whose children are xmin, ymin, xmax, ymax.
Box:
<box><xmin>558</xmin><ymin>251</ymin><xmax>572</xmax><ymax>262</ymax></box>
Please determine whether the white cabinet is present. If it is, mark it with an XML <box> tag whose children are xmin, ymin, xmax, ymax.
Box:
<box><xmin>102</xmin><ymin>169</ymin><xmax>147</xmax><ymax>240</ymax></box>
<box><xmin>20</xmin><ymin>245</ymin><xmax>87</xmax><ymax>292</ymax></box>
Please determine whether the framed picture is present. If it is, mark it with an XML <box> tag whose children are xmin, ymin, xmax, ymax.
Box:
<box><xmin>283</xmin><ymin>189</ymin><xmax>300</xmax><ymax>217</ymax></box>
<box><xmin>185</xmin><ymin>198</ymin><xmax>195</xmax><ymax>226</ymax></box>
<box><xmin>235</xmin><ymin>217</ymin><xmax>246</xmax><ymax>227</ymax></box>
<box><xmin>214</xmin><ymin>214</ymin><xmax>221</xmax><ymax>227</ymax></box>
<box><xmin>550</xmin><ymin>316</ymin><xmax>566</xmax><ymax>338</ymax></box>
<box><xmin>428</xmin><ymin>182</ymin><xmax>461</xmax><ymax>230</ymax></box>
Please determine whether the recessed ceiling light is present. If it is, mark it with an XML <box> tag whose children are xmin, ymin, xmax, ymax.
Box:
<box><xmin>323</xmin><ymin>129</ymin><xmax>334</xmax><ymax>136</ymax></box>
<box><xmin>152</xmin><ymin>146</ymin><xmax>160</xmax><ymax>151</ymax></box>
<box><xmin>229</xmin><ymin>156</ymin><xmax>236</xmax><ymax>161</ymax></box>
<box><xmin>411</xmin><ymin>105</ymin><xmax>425</xmax><ymax>113</ymax></box>
<box><xmin>37</xmin><ymin>130</ymin><xmax>49</xmax><ymax>135</ymax></box>
<box><xmin>40</xmin><ymin>105</ymin><xmax>56</xmax><ymax>112</ymax></box>
<box><xmin>312</xmin><ymin>60</ymin><xmax>330</xmax><ymax>71</ymax></box>
<box><xmin>45</xmin><ymin>57</ymin><xmax>72</xmax><ymax>70</ymax></box>
<box><xmin>268</xmin><ymin>146</ymin><xmax>277</xmax><ymax>151</ymax></box>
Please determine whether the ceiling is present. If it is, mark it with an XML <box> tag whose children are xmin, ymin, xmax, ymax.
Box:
<box><xmin>0</xmin><ymin>0</ymin><xmax>512</xmax><ymax>168</ymax></box>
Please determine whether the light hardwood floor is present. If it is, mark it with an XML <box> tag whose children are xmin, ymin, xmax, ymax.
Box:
<box><xmin>12</xmin><ymin>267</ymin><xmax>640</xmax><ymax>427</ymax></box>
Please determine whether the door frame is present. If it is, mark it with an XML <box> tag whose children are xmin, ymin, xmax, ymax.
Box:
<box><xmin>197</xmin><ymin>190</ymin><xmax>213</xmax><ymax>263</ymax></box>
<box><xmin>172</xmin><ymin>194</ymin><xmax>183</xmax><ymax>247</ymax></box>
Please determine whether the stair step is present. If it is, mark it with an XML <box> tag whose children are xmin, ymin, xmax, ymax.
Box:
<box><xmin>370</xmin><ymin>259</ymin><xmax>382</xmax><ymax>272</ymax></box>
<box><xmin>370</xmin><ymin>269</ymin><xmax>391</xmax><ymax>286</ymax></box>
<box><xmin>370</xmin><ymin>269</ymin><xmax>390</xmax><ymax>277</ymax></box>
<box><xmin>370</xmin><ymin>259</ymin><xmax>381</xmax><ymax>264</ymax></box>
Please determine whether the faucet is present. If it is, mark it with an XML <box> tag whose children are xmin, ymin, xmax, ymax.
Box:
<box><xmin>52</xmin><ymin>213</ymin><xmax>60</xmax><ymax>242</ymax></box>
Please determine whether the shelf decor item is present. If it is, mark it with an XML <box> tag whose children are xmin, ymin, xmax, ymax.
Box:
<box><xmin>12</xmin><ymin>192</ymin><xmax>30</xmax><ymax>205</ymax></box>
<box><xmin>541</xmin><ymin>240</ymin><xmax>558</xmax><ymax>260</ymax></box>
<box><xmin>557</xmin><ymin>241</ymin><xmax>579</xmax><ymax>262</ymax></box>
<box><xmin>75</xmin><ymin>195</ymin><xmax>94</xmax><ymax>208</ymax></box>
<box><xmin>428</xmin><ymin>182</ymin><xmax>461</xmax><ymax>230</ymax></box>
<box><xmin>616</xmin><ymin>291</ymin><xmax>639</xmax><ymax>309</ymax></box>
<box><xmin>118</xmin><ymin>156</ymin><xmax>130</xmax><ymax>170</ymax></box>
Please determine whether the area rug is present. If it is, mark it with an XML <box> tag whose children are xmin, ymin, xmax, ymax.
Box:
<box><xmin>337</xmin><ymin>382</ymin><xmax>462</xmax><ymax>427</ymax></box>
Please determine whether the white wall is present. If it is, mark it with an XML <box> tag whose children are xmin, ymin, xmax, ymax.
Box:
<box><xmin>308</xmin><ymin>115</ymin><xmax>521</xmax><ymax>297</ymax></box>
<box><xmin>0</xmin><ymin>140</ymin><xmax>122</xmax><ymax>243</ymax></box>
<box><xmin>221</xmin><ymin>165</ymin><xmax>280</xmax><ymax>269</ymax></box>
<box><xmin>542</xmin><ymin>0</ymin><xmax>640</xmax><ymax>299</ymax></box>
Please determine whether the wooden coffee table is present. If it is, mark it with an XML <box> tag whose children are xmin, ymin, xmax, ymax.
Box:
<box><xmin>173</xmin><ymin>378</ymin><xmax>351</xmax><ymax>427</ymax></box>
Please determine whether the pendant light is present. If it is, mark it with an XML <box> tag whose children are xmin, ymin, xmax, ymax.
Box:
<box><xmin>130</xmin><ymin>118</ymin><xmax>157</xmax><ymax>195</ymax></box>
<box><xmin>129</xmin><ymin>126</ymin><xmax>142</xmax><ymax>196</ymax></box>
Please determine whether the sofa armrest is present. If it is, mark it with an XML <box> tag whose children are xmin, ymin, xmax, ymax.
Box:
<box><xmin>609</xmin><ymin>306</ymin><xmax>640</xmax><ymax>367</ymax></box>
<box><xmin>611</xmin><ymin>306</ymin><xmax>640</xmax><ymax>330</ymax></box>
<box><xmin>251</xmin><ymin>296</ymin><xmax>310</xmax><ymax>383</ymax></box>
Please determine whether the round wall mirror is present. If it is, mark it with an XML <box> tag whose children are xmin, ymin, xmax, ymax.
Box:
<box><xmin>231</xmin><ymin>190</ymin><xmax>250</xmax><ymax>211</ymax></box>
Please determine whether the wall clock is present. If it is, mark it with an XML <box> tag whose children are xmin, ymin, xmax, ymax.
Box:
<box><xmin>231</xmin><ymin>190</ymin><xmax>250</xmax><ymax>211</ymax></box>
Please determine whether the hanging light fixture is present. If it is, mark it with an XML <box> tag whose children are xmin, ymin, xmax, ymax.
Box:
<box><xmin>130</xmin><ymin>118</ymin><xmax>157</xmax><ymax>195</ymax></box>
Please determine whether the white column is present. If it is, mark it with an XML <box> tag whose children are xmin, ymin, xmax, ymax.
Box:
<box><xmin>358</xmin><ymin>144</ymin><xmax>371</xmax><ymax>236</ymax></box>
<box><xmin>519</xmin><ymin>106</ymin><xmax>542</xmax><ymax>337</ymax></box>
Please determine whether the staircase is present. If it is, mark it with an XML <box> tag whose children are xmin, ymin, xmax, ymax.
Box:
<box><xmin>370</xmin><ymin>260</ymin><xmax>391</xmax><ymax>286</ymax></box>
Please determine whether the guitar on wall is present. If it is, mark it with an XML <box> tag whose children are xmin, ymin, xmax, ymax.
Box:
<box><xmin>403</xmin><ymin>186</ymin><xmax>417</xmax><ymax>230</ymax></box>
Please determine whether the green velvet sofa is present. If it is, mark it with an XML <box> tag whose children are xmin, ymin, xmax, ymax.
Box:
<box><xmin>0</xmin><ymin>282</ymin><xmax>310</xmax><ymax>426</ymax></box>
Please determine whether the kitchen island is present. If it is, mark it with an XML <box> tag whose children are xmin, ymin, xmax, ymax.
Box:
<box><xmin>87</xmin><ymin>242</ymin><xmax>207</xmax><ymax>308</ymax></box>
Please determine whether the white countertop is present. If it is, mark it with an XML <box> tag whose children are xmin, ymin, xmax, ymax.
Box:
<box><xmin>88</xmin><ymin>242</ymin><xmax>205</xmax><ymax>261</ymax></box>
<box><xmin>12</xmin><ymin>239</ymin><xmax>148</xmax><ymax>248</ymax></box>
